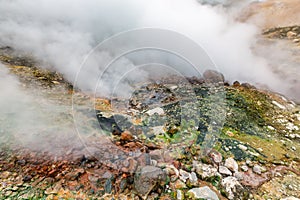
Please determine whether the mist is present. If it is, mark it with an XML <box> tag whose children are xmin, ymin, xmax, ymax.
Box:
<box><xmin>0</xmin><ymin>0</ymin><xmax>297</xmax><ymax>100</ymax></box>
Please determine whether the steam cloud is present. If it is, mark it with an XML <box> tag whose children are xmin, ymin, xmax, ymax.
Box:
<box><xmin>1</xmin><ymin>0</ymin><xmax>298</xmax><ymax>100</ymax></box>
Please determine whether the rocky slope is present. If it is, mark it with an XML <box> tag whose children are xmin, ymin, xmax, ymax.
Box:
<box><xmin>0</xmin><ymin>47</ymin><xmax>299</xmax><ymax>199</ymax></box>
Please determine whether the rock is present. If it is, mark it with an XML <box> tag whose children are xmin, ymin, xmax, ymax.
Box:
<box><xmin>22</xmin><ymin>175</ymin><xmax>32</xmax><ymax>182</ymax></box>
<box><xmin>224</xmin><ymin>158</ymin><xmax>239</xmax><ymax>172</ymax></box>
<box><xmin>272</xmin><ymin>101</ymin><xmax>286</xmax><ymax>109</ymax></box>
<box><xmin>193</xmin><ymin>162</ymin><xmax>219</xmax><ymax>180</ymax></box>
<box><xmin>241</xmin><ymin>165</ymin><xmax>248</xmax><ymax>172</ymax></box>
<box><xmin>221</xmin><ymin>176</ymin><xmax>244</xmax><ymax>200</ymax></box>
<box><xmin>252</xmin><ymin>164</ymin><xmax>262</xmax><ymax>174</ymax></box>
<box><xmin>287</xmin><ymin>31</ymin><xmax>297</xmax><ymax>39</ymax></box>
<box><xmin>187</xmin><ymin>186</ymin><xmax>219</xmax><ymax>200</ymax></box>
<box><xmin>146</xmin><ymin>107</ymin><xmax>164</xmax><ymax>116</ymax></box>
<box><xmin>203</xmin><ymin>70</ymin><xmax>224</xmax><ymax>83</ymax></box>
<box><xmin>104</xmin><ymin>178</ymin><xmax>113</xmax><ymax>194</ymax></box>
<box><xmin>208</xmin><ymin>150</ymin><xmax>222</xmax><ymax>164</ymax></box>
<box><xmin>238</xmin><ymin>144</ymin><xmax>247</xmax><ymax>151</ymax></box>
<box><xmin>219</xmin><ymin>166</ymin><xmax>232</xmax><ymax>176</ymax></box>
<box><xmin>172</xmin><ymin>179</ymin><xmax>187</xmax><ymax>189</ymax></box>
<box><xmin>134</xmin><ymin>166</ymin><xmax>166</xmax><ymax>199</ymax></box>
<box><xmin>176</xmin><ymin>189</ymin><xmax>184</xmax><ymax>200</ymax></box>
<box><xmin>120</xmin><ymin>131</ymin><xmax>134</xmax><ymax>141</ymax></box>
<box><xmin>281</xmin><ymin>197</ymin><xmax>300</xmax><ymax>200</ymax></box>
<box><xmin>65</xmin><ymin>168</ymin><xmax>84</xmax><ymax>181</ymax></box>
<box><xmin>233</xmin><ymin>81</ymin><xmax>240</xmax><ymax>87</ymax></box>
<box><xmin>1</xmin><ymin>171</ymin><xmax>11</xmax><ymax>179</ymax></box>
<box><xmin>189</xmin><ymin>172</ymin><xmax>198</xmax><ymax>185</ymax></box>
<box><xmin>233</xmin><ymin>172</ymin><xmax>244</xmax><ymax>181</ymax></box>
<box><xmin>179</xmin><ymin>169</ymin><xmax>190</xmax><ymax>182</ymax></box>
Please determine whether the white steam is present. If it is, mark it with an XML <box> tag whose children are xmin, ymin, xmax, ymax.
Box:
<box><xmin>0</xmin><ymin>0</ymin><xmax>298</xmax><ymax>100</ymax></box>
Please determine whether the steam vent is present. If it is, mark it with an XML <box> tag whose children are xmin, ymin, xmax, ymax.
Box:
<box><xmin>0</xmin><ymin>0</ymin><xmax>300</xmax><ymax>199</ymax></box>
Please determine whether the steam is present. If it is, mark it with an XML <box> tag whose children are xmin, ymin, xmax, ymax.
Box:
<box><xmin>0</xmin><ymin>63</ymin><xmax>85</xmax><ymax>154</ymax></box>
<box><xmin>0</xmin><ymin>0</ymin><xmax>296</xmax><ymax>99</ymax></box>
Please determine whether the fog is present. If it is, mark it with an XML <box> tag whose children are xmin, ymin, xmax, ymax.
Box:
<box><xmin>0</xmin><ymin>0</ymin><xmax>296</xmax><ymax>100</ymax></box>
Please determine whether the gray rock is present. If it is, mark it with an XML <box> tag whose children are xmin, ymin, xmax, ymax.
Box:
<box><xmin>219</xmin><ymin>166</ymin><xmax>232</xmax><ymax>176</ymax></box>
<box><xmin>252</xmin><ymin>164</ymin><xmax>262</xmax><ymax>174</ymax></box>
<box><xmin>189</xmin><ymin>172</ymin><xmax>198</xmax><ymax>185</ymax></box>
<box><xmin>224</xmin><ymin>158</ymin><xmax>239</xmax><ymax>172</ymax></box>
<box><xmin>233</xmin><ymin>172</ymin><xmax>244</xmax><ymax>181</ymax></box>
<box><xmin>203</xmin><ymin>70</ymin><xmax>225</xmax><ymax>83</ymax></box>
<box><xmin>187</xmin><ymin>186</ymin><xmax>219</xmax><ymax>200</ymax></box>
<box><xmin>176</xmin><ymin>190</ymin><xmax>184</xmax><ymax>200</ymax></box>
<box><xmin>179</xmin><ymin>169</ymin><xmax>190</xmax><ymax>182</ymax></box>
<box><xmin>134</xmin><ymin>166</ymin><xmax>166</xmax><ymax>199</ymax></box>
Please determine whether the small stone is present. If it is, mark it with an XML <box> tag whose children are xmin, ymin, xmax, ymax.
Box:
<box><xmin>120</xmin><ymin>131</ymin><xmax>134</xmax><ymax>141</ymax></box>
<box><xmin>209</xmin><ymin>150</ymin><xmax>222</xmax><ymax>164</ymax></box>
<box><xmin>238</xmin><ymin>144</ymin><xmax>247</xmax><ymax>151</ymax></box>
<box><xmin>176</xmin><ymin>189</ymin><xmax>184</xmax><ymax>200</ymax></box>
<box><xmin>252</xmin><ymin>165</ymin><xmax>262</xmax><ymax>174</ymax></box>
<box><xmin>189</xmin><ymin>172</ymin><xmax>198</xmax><ymax>185</ymax></box>
<box><xmin>22</xmin><ymin>175</ymin><xmax>32</xmax><ymax>182</ymax></box>
<box><xmin>287</xmin><ymin>31</ymin><xmax>297</xmax><ymax>39</ymax></box>
<box><xmin>179</xmin><ymin>169</ymin><xmax>190</xmax><ymax>182</ymax></box>
<box><xmin>172</xmin><ymin>179</ymin><xmax>187</xmax><ymax>189</ymax></box>
<box><xmin>224</xmin><ymin>158</ymin><xmax>239</xmax><ymax>172</ymax></box>
<box><xmin>291</xmin><ymin>146</ymin><xmax>296</xmax><ymax>151</ymax></box>
<box><xmin>187</xmin><ymin>186</ymin><xmax>219</xmax><ymax>200</ymax></box>
<box><xmin>241</xmin><ymin>165</ymin><xmax>248</xmax><ymax>172</ymax></box>
<box><xmin>1</xmin><ymin>171</ymin><xmax>11</xmax><ymax>179</ymax></box>
<box><xmin>218</xmin><ymin>166</ymin><xmax>232</xmax><ymax>176</ymax></box>
<box><xmin>272</xmin><ymin>101</ymin><xmax>286</xmax><ymax>109</ymax></box>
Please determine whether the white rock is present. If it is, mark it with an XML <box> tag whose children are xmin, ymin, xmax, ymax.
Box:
<box><xmin>286</xmin><ymin>123</ymin><xmax>299</xmax><ymax>131</ymax></box>
<box><xmin>272</xmin><ymin>101</ymin><xmax>286</xmax><ymax>109</ymax></box>
<box><xmin>241</xmin><ymin>165</ymin><xmax>248</xmax><ymax>172</ymax></box>
<box><xmin>187</xmin><ymin>186</ymin><xmax>219</xmax><ymax>200</ymax></box>
<box><xmin>193</xmin><ymin>163</ymin><xmax>219</xmax><ymax>180</ymax></box>
<box><xmin>169</xmin><ymin>85</ymin><xmax>178</xmax><ymax>90</ymax></box>
<box><xmin>189</xmin><ymin>172</ymin><xmax>198</xmax><ymax>184</ymax></box>
<box><xmin>224</xmin><ymin>158</ymin><xmax>239</xmax><ymax>172</ymax></box>
<box><xmin>176</xmin><ymin>190</ymin><xmax>184</xmax><ymax>200</ymax></box>
<box><xmin>267</xmin><ymin>126</ymin><xmax>275</xmax><ymax>131</ymax></box>
<box><xmin>219</xmin><ymin>166</ymin><xmax>232</xmax><ymax>176</ymax></box>
<box><xmin>146</xmin><ymin>107</ymin><xmax>164</xmax><ymax>116</ymax></box>
<box><xmin>221</xmin><ymin>176</ymin><xmax>243</xmax><ymax>200</ymax></box>
<box><xmin>238</xmin><ymin>144</ymin><xmax>247</xmax><ymax>151</ymax></box>
<box><xmin>179</xmin><ymin>169</ymin><xmax>190</xmax><ymax>182</ymax></box>
<box><xmin>281</xmin><ymin>197</ymin><xmax>300</xmax><ymax>200</ymax></box>
<box><xmin>150</xmin><ymin>126</ymin><xmax>165</xmax><ymax>135</ymax></box>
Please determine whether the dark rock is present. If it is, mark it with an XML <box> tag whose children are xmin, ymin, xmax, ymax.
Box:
<box><xmin>233</xmin><ymin>81</ymin><xmax>240</xmax><ymax>87</ymax></box>
<box><xmin>22</xmin><ymin>175</ymin><xmax>32</xmax><ymax>182</ymax></box>
<box><xmin>134</xmin><ymin>166</ymin><xmax>166</xmax><ymax>199</ymax></box>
